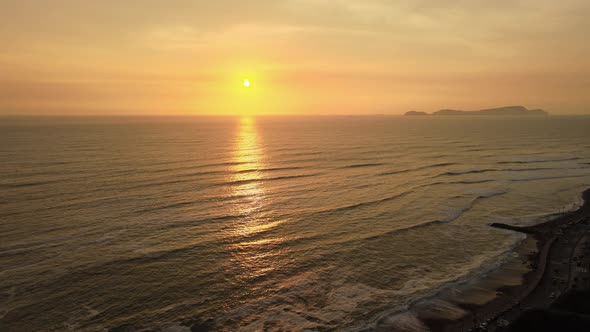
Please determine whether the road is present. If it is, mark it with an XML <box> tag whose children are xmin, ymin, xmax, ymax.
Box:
<box><xmin>480</xmin><ymin>217</ymin><xmax>590</xmax><ymax>331</ymax></box>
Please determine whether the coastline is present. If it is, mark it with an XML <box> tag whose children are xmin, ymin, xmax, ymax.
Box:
<box><xmin>421</xmin><ymin>188</ymin><xmax>590</xmax><ymax>331</ymax></box>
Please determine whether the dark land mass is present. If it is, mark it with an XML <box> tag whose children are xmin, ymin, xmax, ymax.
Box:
<box><xmin>434</xmin><ymin>106</ymin><xmax>547</xmax><ymax>116</ymax></box>
<box><xmin>404</xmin><ymin>106</ymin><xmax>547</xmax><ymax>116</ymax></box>
<box><xmin>424</xmin><ymin>188</ymin><xmax>590</xmax><ymax>332</ymax></box>
<box><xmin>404</xmin><ymin>111</ymin><xmax>429</xmax><ymax>116</ymax></box>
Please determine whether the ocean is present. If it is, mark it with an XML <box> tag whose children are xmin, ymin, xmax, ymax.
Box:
<box><xmin>1</xmin><ymin>115</ymin><xmax>590</xmax><ymax>331</ymax></box>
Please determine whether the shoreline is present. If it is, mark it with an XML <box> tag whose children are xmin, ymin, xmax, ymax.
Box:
<box><xmin>422</xmin><ymin>188</ymin><xmax>590</xmax><ymax>331</ymax></box>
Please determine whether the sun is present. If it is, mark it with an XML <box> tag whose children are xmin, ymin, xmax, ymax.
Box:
<box><xmin>243</xmin><ymin>79</ymin><xmax>251</xmax><ymax>88</ymax></box>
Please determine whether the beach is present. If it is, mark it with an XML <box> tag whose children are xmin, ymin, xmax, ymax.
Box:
<box><xmin>422</xmin><ymin>188</ymin><xmax>590</xmax><ymax>332</ymax></box>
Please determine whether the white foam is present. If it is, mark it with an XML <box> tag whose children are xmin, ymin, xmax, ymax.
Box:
<box><xmin>374</xmin><ymin>311</ymin><xmax>430</xmax><ymax>332</ymax></box>
<box><xmin>505</xmin><ymin>193</ymin><xmax>585</xmax><ymax>227</ymax></box>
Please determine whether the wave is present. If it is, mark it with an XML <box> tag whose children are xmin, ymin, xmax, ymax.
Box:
<box><xmin>122</xmin><ymin>160</ymin><xmax>234</xmax><ymax>175</ymax></box>
<box><xmin>4</xmin><ymin>169</ymin><xmax>85</xmax><ymax>179</ymax></box>
<box><xmin>141</xmin><ymin>212</ymin><xmax>253</xmax><ymax>233</ymax></box>
<box><xmin>498</xmin><ymin>193</ymin><xmax>586</xmax><ymax>227</ymax></box>
<box><xmin>224</xmin><ymin>173</ymin><xmax>322</xmax><ymax>186</ymax></box>
<box><xmin>174</xmin><ymin>170</ymin><xmax>226</xmax><ymax>178</ymax></box>
<box><xmin>511</xmin><ymin>174</ymin><xmax>590</xmax><ymax>182</ymax></box>
<box><xmin>341</xmin><ymin>163</ymin><xmax>386</xmax><ymax>169</ymax></box>
<box><xmin>280</xmin><ymin>151</ymin><xmax>323</xmax><ymax>157</ymax></box>
<box><xmin>441</xmin><ymin>169</ymin><xmax>497</xmax><ymax>176</ymax></box>
<box><xmin>69</xmin><ymin>222</ymin><xmax>309</xmax><ymax>280</ymax></box>
<box><xmin>441</xmin><ymin>189</ymin><xmax>507</xmax><ymax>222</ymax></box>
<box><xmin>126</xmin><ymin>178</ymin><xmax>198</xmax><ymax>190</ymax></box>
<box><xmin>439</xmin><ymin>165</ymin><xmax>590</xmax><ymax>177</ymax></box>
<box><xmin>132</xmin><ymin>194</ymin><xmax>255</xmax><ymax>215</ymax></box>
<box><xmin>359</xmin><ymin>149</ymin><xmax>403</xmax><ymax>156</ymax></box>
<box><xmin>450</xmin><ymin>179</ymin><xmax>495</xmax><ymax>185</ymax></box>
<box><xmin>96</xmin><ymin>172</ymin><xmax>319</xmax><ymax>193</ymax></box>
<box><xmin>423</xmin><ymin>162</ymin><xmax>457</xmax><ymax>168</ymax></box>
<box><xmin>32</xmin><ymin>161</ymin><xmax>74</xmax><ymax>167</ymax></box>
<box><xmin>361</xmin><ymin>234</ymin><xmax>525</xmax><ymax>332</ymax></box>
<box><xmin>311</xmin><ymin>191</ymin><xmax>411</xmax><ymax>216</ymax></box>
<box><xmin>379</xmin><ymin>169</ymin><xmax>414</xmax><ymax>176</ymax></box>
<box><xmin>281</xmin><ymin>156</ymin><xmax>326</xmax><ymax>164</ymax></box>
<box><xmin>173</xmin><ymin>166</ymin><xmax>307</xmax><ymax>179</ymax></box>
<box><xmin>133</xmin><ymin>201</ymin><xmax>199</xmax><ymax>214</ymax></box>
<box><xmin>497</xmin><ymin>157</ymin><xmax>581</xmax><ymax>164</ymax></box>
<box><xmin>464</xmin><ymin>147</ymin><xmax>513</xmax><ymax>153</ymax></box>
<box><xmin>378</xmin><ymin>163</ymin><xmax>457</xmax><ymax>176</ymax></box>
<box><xmin>194</xmin><ymin>161</ymin><xmax>251</xmax><ymax>169</ymax></box>
<box><xmin>363</xmin><ymin>189</ymin><xmax>508</xmax><ymax>238</ymax></box>
<box><xmin>234</xmin><ymin>166</ymin><xmax>305</xmax><ymax>174</ymax></box>
<box><xmin>502</xmin><ymin>167</ymin><xmax>557</xmax><ymax>172</ymax></box>
<box><xmin>0</xmin><ymin>180</ymin><xmax>62</xmax><ymax>189</ymax></box>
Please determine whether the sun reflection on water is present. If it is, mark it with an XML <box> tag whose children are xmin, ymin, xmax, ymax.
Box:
<box><xmin>226</xmin><ymin>117</ymin><xmax>287</xmax><ymax>281</ymax></box>
<box><xmin>230</xmin><ymin>116</ymin><xmax>265</xmax><ymax>216</ymax></box>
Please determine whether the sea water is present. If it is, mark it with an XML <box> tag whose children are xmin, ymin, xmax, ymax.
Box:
<box><xmin>1</xmin><ymin>115</ymin><xmax>590</xmax><ymax>331</ymax></box>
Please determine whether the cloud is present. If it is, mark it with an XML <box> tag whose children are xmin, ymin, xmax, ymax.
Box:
<box><xmin>1</xmin><ymin>0</ymin><xmax>590</xmax><ymax>114</ymax></box>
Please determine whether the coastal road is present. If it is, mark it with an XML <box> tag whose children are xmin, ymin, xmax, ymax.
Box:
<box><xmin>484</xmin><ymin>217</ymin><xmax>590</xmax><ymax>331</ymax></box>
<box><xmin>455</xmin><ymin>214</ymin><xmax>590</xmax><ymax>332</ymax></box>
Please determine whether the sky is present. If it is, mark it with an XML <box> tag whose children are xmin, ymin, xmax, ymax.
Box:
<box><xmin>1</xmin><ymin>0</ymin><xmax>589</xmax><ymax>115</ymax></box>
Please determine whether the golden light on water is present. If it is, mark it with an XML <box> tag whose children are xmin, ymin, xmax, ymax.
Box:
<box><xmin>225</xmin><ymin>116</ymin><xmax>288</xmax><ymax>280</ymax></box>
<box><xmin>230</xmin><ymin>116</ymin><xmax>265</xmax><ymax>214</ymax></box>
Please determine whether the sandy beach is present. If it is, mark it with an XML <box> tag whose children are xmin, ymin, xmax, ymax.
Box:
<box><xmin>423</xmin><ymin>188</ymin><xmax>590</xmax><ymax>332</ymax></box>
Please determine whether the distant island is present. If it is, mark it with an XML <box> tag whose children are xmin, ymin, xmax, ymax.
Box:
<box><xmin>404</xmin><ymin>106</ymin><xmax>548</xmax><ymax>116</ymax></box>
<box><xmin>404</xmin><ymin>111</ymin><xmax>429</xmax><ymax>116</ymax></box>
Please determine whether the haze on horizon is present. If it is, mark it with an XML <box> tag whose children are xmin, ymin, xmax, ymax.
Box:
<box><xmin>1</xmin><ymin>0</ymin><xmax>589</xmax><ymax>116</ymax></box>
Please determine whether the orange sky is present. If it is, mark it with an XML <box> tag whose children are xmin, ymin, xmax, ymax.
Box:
<box><xmin>1</xmin><ymin>0</ymin><xmax>590</xmax><ymax>115</ymax></box>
